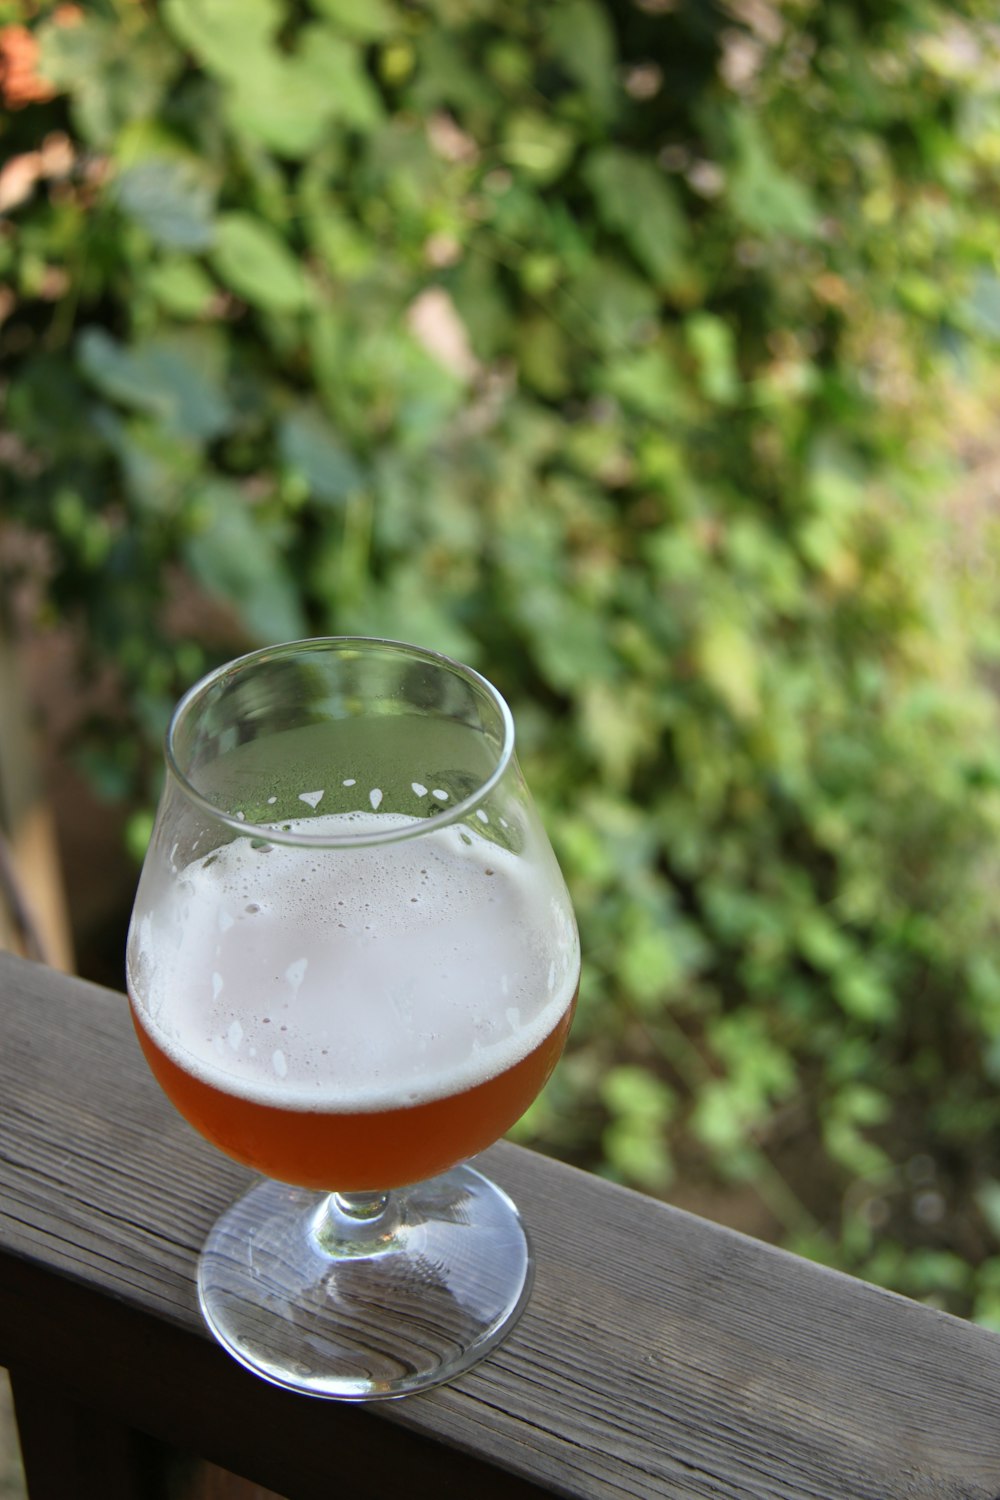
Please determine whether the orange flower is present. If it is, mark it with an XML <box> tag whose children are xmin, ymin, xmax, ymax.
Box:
<box><xmin>0</xmin><ymin>24</ymin><xmax>55</xmax><ymax>108</ymax></box>
<box><xmin>0</xmin><ymin>6</ymin><xmax>82</xmax><ymax>109</ymax></box>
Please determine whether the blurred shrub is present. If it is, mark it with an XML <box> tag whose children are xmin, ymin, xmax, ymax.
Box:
<box><xmin>4</xmin><ymin>0</ymin><xmax>1000</xmax><ymax>1316</ymax></box>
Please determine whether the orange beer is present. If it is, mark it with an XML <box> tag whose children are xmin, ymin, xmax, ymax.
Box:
<box><xmin>127</xmin><ymin>811</ymin><xmax>579</xmax><ymax>1190</ymax></box>
<box><xmin>130</xmin><ymin>992</ymin><xmax>575</xmax><ymax>1189</ymax></box>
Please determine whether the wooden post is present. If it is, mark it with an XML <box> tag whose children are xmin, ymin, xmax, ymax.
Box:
<box><xmin>10</xmin><ymin>1370</ymin><xmax>287</xmax><ymax>1500</ymax></box>
<box><xmin>0</xmin><ymin>608</ymin><xmax>74</xmax><ymax>970</ymax></box>
<box><xmin>9</xmin><ymin>1371</ymin><xmax>156</xmax><ymax>1500</ymax></box>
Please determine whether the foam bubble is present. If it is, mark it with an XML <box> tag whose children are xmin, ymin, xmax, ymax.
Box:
<box><xmin>285</xmin><ymin>957</ymin><xmax>308</xmax><ymax>991</ymax></box>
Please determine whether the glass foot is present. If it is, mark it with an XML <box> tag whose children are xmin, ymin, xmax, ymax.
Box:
<box><xmin>197</xmin><ymin>1163</ymin><xmax>533</xmax><ymax>1400</ymax></box>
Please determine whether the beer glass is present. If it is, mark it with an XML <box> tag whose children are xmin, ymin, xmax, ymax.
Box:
<box><xmin>126</xmin><ymin>638</ymin><xmax>579</xmax><ymax>1399</ymax></box>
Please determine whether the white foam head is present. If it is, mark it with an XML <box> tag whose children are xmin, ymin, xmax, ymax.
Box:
<box><xmin>128</xmin><ymin>812</ymin><xmax>578</xmax><ymax>1112</ymax></box>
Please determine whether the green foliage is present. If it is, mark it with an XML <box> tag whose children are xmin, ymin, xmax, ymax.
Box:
<box><xmin>5</xmin><ymin>0</ymin><xmax>1000</xmax><ymax>1319</ymax></box>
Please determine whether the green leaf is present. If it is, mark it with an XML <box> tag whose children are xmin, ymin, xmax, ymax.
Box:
<box><xmin>567</xmin><ymin>260</ymin><xmax>659</xmax><ymax>352</ymax></box>
<box><xmin>311</xmin><ymin>0</ymin><xmax>399</xmax><ymax>40</ymax></box>
<box><xmin>211</xmin><ymin>213</ymin><xmax>313</xmax><ymax>313</ymax></box>
<box><xmin>36</xmin><ymin>15</ymin><xmax>112</xmax><ymax>90</ymax></box>
<box><xmin>795</xmin><ymin>912</ymin><xmax>852</xmax><ymax>974</ymax></box>
<box><xmin>823</xmin><ymin>1117</ymin><xmax>891</xmax><ymax>1178</ymax></box>
<box><xmin>224</xmin><ymin>57</ymin><xmax>332</xmax><ymax>157</ymax></box>
<box><xmin>184</xmin><ymin>483</ymin><xmax>308</xmax><ymax>644</ymax></box>
<box><xmin>556</xmin><ymin>816</ymin><xmax>618</xmax><ymax>885</ymax></box>
<box><xmin>38</xmin><ymin>16</ymin><xmax>178</xmax><ymax>147</ymax></box>
<box><xmin>297</xmin><ymin>28</ymin><xmax>384</xmax><ymax>130</ymax></box>
<box><xmin>546</xmin><ymin>0</ymin><xmax>617</xmax><ymax>117</ymax></box>
<box><xmin>514</xmin><ymin>586</ymin><xmax>618</xmax><ymax>692</ymax></box>
<box><xmin>690</xmin><ymin>1082</ymin><xmax>747</xmax><ymax>1154</ymax></box>
<box><xmin>695</xmin><ymin>618</ymin><xmax>761</xmax><ymax>720</ymax></box>
<box><xmin>77</xmin><ymin>329</ymin><xmax>232</xmax><ymax>443</ymax></box>
<box><xmin>279</xmin><ymin>407</ymin><xmax>363</xmax><ymax>506</ymax></box>
<box><xmin>726</xmin><ymin>111</ymin><xmax>819</xmax><ymax>241</ymax></box>
<box><xmin>897</xmin><ymin>272</ymin><xmax>945</xmax><ymax>319</ymax></box>
<box><xmin>115</xmin><ymin>156</ymin><xmax>216</xmax><ymax>251</ymax></box>
<box><xmin>93</xmin><ymin>409</ymin><xmax>200</xmax><ymax>516</ymax></box>
<box><xmin>601</xmin><ymin>1066</ymin><xmax>675</xmax><ymax>1121</ymax></box>
<box><xmin>601</xmin><ymin>1067</ymin><xmax>675</xmax><ymax>1191</ymax></box>
<box><xmin>502</xmin><ymin>111</ymin><xmax>576</xmax><ymax>184</ymax></box>
<box><xmin>834</xmin><ymin>966</ymin><xmax>897</xmax><ymax>1023</ymax></box>
<box><xmin>145</xmin><ymin>256</ymin><xmax>217</xmax><ymax>318</ymax></box>
<box><xmin>221</xmin><ymin>30</ymin><xmax>382</xmax><ymax>156</ymax></box>
<box><xmin>603</xmin><ymin>346</ymin><xmax>685</xmax><ymax>418</ymax></box>
<box><xmin>306</xmin><ymin>207</ymin><xmax>375</xmax><ymax>280</ymax></box>
<box><xmin>686</xmin><ymin>312</ymin><xmax>740</xmax><ymax>405</ymax></box>
<box><xmin>835</xmin><ymin>1086</ymin><xmax>891</xmax><ymax>1128</ymax></box>
<box><xmin>162</xmin><ymin>0</ymin><xmax>281</xmax><ymax>79</ymax></box>
<box><xmin>410</xmin><ymin>28</ymin><xmax>498</xmax><ymax>117</ymax></box>
<box><xmin>898</xmin><ymin>1250</ymin><xmax>971</xmax><ymax>1298</ymax></box>
<box><xmin>515</xmin><ymin>314</ymin><xmax>572</xmax><ymax>398</ymax></box>
<box><xmin>338</xmin><ymin>565</ymin><xmax>478</xmax><ymax>663</ymax></box>
<box><xmin>585</xmin><ymin>147</ymin><xmax>690</xmax><ymax>292</ymax></box>
<box><xmin>708</xmin><ymin>1014</ymin><xmax>797</xmax><ymax>1102</ymax></box>
<box><xmin>602</xmin><ymin>1119</ymin><xmax>674</xmax><ymax>1191</ymax></box>
<box><xmin>580</xmin><ymin>679</ymin><xmax>660</xmax><ymax>789</ymax></box>
<box><xmin>618</xmin><ymin>924</ymin><xmax>688</xmax><ymax>1008</ymax></box>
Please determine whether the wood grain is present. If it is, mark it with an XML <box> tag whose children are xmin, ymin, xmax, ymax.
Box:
<box><xmin>1</xmin><ymin>950</ymin><xmax>1000</xmax><ymax>1499</ymax></box>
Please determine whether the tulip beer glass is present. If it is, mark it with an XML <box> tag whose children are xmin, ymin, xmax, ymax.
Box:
<box><xmin>126</xmin><ymin>638</ymin><xmax>579</xmax><ymax>1399</ymax></box>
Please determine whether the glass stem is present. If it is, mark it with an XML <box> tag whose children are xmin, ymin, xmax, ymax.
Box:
<box><xmin>312</xmin><ymin>1189</ymin><xmax>401</xmax><ymax>1258</ymax></box>
<box><xmin>334</xmin><ymin>1190</ymin><xmax>391</xmax><ymax>1221</ymax></box>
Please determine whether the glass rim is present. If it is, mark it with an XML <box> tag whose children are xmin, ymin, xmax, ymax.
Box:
<box><xmin>164</xmin><ymin>636</ymin><xmax>517</xmax><ymax>849</ymax></box>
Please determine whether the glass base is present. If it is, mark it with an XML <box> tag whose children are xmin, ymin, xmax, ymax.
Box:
<box><xmin>197</xmin><ymin>1163</ymin><xmax>533</xmax><ymax>1400</ymax></box>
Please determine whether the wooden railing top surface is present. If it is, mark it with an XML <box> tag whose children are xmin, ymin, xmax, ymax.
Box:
<box><xmin>1</xmin><ymin>949</ymin><xmax>1000</xmax><ymax>1499</ymax></box>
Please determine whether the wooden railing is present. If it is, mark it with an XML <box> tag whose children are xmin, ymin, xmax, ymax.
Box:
<box><xmin>2</xmin><ymin>948</ymin><xmax>1000</xmax><ymax>1499</ymax></box>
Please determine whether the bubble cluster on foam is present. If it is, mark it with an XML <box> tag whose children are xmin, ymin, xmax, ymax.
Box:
<box><xmin>132</xmin><ymin>810</ymin><xmax>578</xmax><ymax>1113</ymax></box>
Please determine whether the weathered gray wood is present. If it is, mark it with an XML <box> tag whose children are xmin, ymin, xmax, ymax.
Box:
<box><xmin>1</xmin><ymin>948</ymin><xmax>1000</xmax><ymax>1500</ymax></box>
